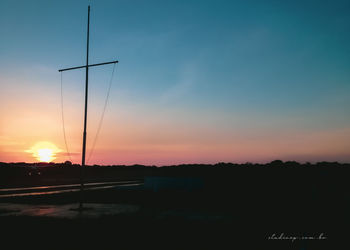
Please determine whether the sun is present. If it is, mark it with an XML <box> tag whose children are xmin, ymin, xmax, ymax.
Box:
<box><xmin>26</xmin><ymin>141</ymin><xmax>62</xmax><ymax>162</ymax></box>
<box><xmin>37</xmin><ymin>148</ymin><xmax>54</xmax><ymax>162</ymax></box>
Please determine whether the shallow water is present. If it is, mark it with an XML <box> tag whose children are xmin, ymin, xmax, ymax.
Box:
<box><xmin>0</xmin><ymin>181</ymin><xmax>143</xmax><ymax>198</ymax></box>
<box><xmin>0</xmin><ymin>203</ymin><xmax>140</xmax><ymax>219</ymax></box>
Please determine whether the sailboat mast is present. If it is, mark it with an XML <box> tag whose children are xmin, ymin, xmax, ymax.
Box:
<box><xmin>80</xmin><ymin>5</ymin><xmax>90</xmax><ymax>209</ymax></box>
<box><xmin>58</xmin><ymin>5</ymin><xmax>118</xmax><ymax>210</ymax></box>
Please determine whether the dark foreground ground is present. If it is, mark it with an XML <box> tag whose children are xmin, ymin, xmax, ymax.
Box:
<box><xmin>0</xmin><ymin>161</ymin><xmax>349</xmax><ymax>249</ymax></box>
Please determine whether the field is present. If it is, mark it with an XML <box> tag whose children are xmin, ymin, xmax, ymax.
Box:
<box><xmin>0</xmin><ymin>161</ymin><xmax>349</xmax><ymax>249</ymax></box>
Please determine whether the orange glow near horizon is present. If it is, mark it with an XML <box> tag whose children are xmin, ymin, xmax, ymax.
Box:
<box><xmin>25</xmin><ymin>141</ymin><xmax>62</xmax><ymax>162</ymax></box>
<box><xmin>1</xmin><ymin>98</ymin><xmax>350</xmax><ymax>165</ymax></box>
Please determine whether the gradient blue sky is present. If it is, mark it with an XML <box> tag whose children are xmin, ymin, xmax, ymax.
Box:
<box><xmin>1</xmin><ymin>0</ymin><xmax>350</xmax><ymax>164</ymax></box>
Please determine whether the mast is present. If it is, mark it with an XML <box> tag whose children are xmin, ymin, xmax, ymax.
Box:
<box><xmin>58</xmin><ymin>5</ymin><xmax>118</xmax><ymax>211</ymax></box>
<box><xmin>79</xmin><ymin>5</ymin><xmax>90</xmax><ymax>210</ymax></box>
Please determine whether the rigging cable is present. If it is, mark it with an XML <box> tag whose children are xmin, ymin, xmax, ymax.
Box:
<box><xmin>60</xmin><ymin>72</ymin><xmax>73</xmax><ymax>163</ymax></box>
<box><xmin>87</xmin><ymin>62</ymin><xmax>118</xmax><ymax>164</ymax></box>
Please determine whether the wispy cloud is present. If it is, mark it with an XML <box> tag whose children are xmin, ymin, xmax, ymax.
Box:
<box><xmin>0</xmin><ymin>136</ymin><xmax>25</xmax><ymax>147</ymax></box>
<box><xmin>159</xmin><ymin>63</ymin><xmax>197</xmax><ymax>104</ymax></box>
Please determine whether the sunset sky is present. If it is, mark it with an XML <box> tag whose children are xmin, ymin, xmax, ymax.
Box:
<box><xmin>1</xmin><ymin>0</ymin><xmax>350</xmax><ymax>165</ymax></box>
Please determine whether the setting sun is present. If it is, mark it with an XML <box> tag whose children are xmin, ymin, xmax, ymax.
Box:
<box><xmin>26</xmin><ymin>141</ymin><xmax>62</xmax><ymax>162</ymax></box>
<box><xmin>37</xmin><ymin>148</ymin><xmax>54</xmax><ymax>162</ymax></box>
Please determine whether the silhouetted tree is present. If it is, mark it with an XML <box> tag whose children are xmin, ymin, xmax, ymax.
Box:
<box><xmin>269</xmin><ymin>160</ymin><xmax>284</xmax><ymax>166</ymax></box>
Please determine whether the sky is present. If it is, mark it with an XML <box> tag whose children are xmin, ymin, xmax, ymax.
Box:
<box><xmin>0</xmin><ymin>0</ymin><xmax>350</xmax><ymax>165</ymax></box>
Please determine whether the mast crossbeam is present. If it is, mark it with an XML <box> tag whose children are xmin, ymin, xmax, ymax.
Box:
<box><xmin>58</xmin><ymin>60</ymin><xmax>119</xmax><ymax>72</ymax></box>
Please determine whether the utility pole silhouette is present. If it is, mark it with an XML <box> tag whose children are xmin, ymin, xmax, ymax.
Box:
<box><xmin>58</xmin><ymin>5</ymin><xmax>118</xmax><ymax>210</ymax></box>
